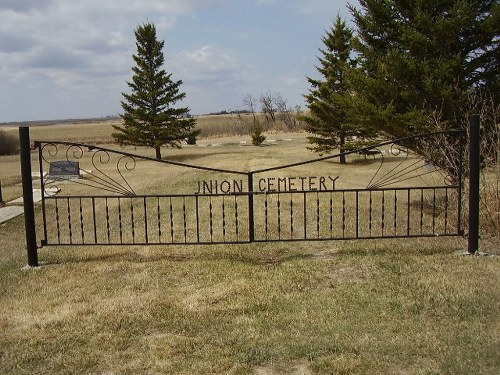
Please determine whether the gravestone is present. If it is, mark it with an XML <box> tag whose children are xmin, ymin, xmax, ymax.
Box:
<box><xmin>48</xmin><ymin>161</ymin><xmax>81</xmax><ymax>180</ymax></box>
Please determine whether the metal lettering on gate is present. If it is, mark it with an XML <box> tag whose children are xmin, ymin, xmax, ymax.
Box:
<box><xmin>34</xmin><ymin>130</ymin><xmax>465</xmax><ymax>247</ymax></box>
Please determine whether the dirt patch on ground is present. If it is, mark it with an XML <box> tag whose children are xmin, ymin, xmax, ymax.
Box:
<box><xmin>255</xmin><ymin>362</ymin><xmax>312</xmax><ymax>375</ymax></box>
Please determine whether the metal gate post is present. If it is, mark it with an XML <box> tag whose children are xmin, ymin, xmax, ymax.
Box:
<box><xmin>467</xmin><ymin>114</ymin><xmax>480</xmax><ymax>254</ymax></box>
<box><xmin>19</xmin><ymin>127</ymin><xmax>38</xmax><ymax>267</ymax></box>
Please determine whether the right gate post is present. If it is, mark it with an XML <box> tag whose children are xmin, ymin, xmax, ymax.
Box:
<box><xmin>468</xmin><ymin>114</ymin><xmax>480</xmax><ymax>255</ymax></box>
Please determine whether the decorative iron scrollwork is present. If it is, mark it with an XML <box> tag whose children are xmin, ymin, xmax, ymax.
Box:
<box><xmin>39</xmin><ymin>142</ymin><xmax>136</xmax><ymax>196</ymax></box>
<box><xmin>363</xmin><ymin>133</ymin><xmax>461</xmax><ymax>189</ymax></box>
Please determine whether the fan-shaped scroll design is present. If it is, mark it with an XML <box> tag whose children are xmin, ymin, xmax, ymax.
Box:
<box><xmin>40</xmin><ymin>142</ymin><xmax>136</xmax><ymax>196</ymax></box>
<box><xmin>364</xmin><ymin>135</ymin><xmax>460</xmax><ymax>189</ymax></box>
<box><xmin>89</xmin><ymin>150</ymin><xmax>136</xmax><ymax>195</ymax></box>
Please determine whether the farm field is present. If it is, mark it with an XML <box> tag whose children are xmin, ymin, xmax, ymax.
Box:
<box><xmin>0</xmin><ymin>120</ymin><xmax>499</xmax><ymax>374</ymax></box>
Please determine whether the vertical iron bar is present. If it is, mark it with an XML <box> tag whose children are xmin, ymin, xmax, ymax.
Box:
<box><xmin>393</xmin><ymin>190</ymin><xmax>397</xmax><ymax>235</ymax></box>
<box><xmin>247</xmin><ymin>173</ymin><xmax>255</xmax><ymax>242</ymax></box>
<box><xmin>381</xmin><ymin>191</ymin><xmax>385</xmax><ymax>237</ymax></box>
<box><xmin>444</xmin><ymin>188</ymin><xmax>449</xmax><ymax>234</ymax></box>
<box><xmin>369</xmin><ymin>191</ymin><xmax>373</xmax><ymax>236</ymax></box>
<box><xmin>19</xmin><ymin>127</ymin><xmax>38</xmax><ymax>267</ymax></box>
<box><xmin>157</xmin><ymin>197</ymin><xmax>162</xmax><ymax>242</ymax></box>
<box><xmin>183</xmin><ymin>196</ymin><xmax>187</xmax><ymax>243</ymax></box>
<box><xmin>209</xmin><ymin>196</ymin><xmax>213</xmax><ymax>242</ymax></box>
<box><xmin>329</xmin><ymin>192</ymin><xmax>333</xmax><ymax>237</ymax></box>
<box><xmin>407</xmin><ymin>189</ymin><xmax>411</xmax><ymax>236</ymax></box>
<box><xmin>144</xmin><ymin>196</ymin><xmax>148</xmax><ymax>244</ymax></box>
<box><xmin>92</xmin><ymin>197</ymin><xmax>97</xmax><ymax>244</ymax></box>
<box><xmin>195</xmin><ymin>195</ymin><xmax>200</xmax><ymax>243</ymax></box>
<box><xmin>420</xmin><ymin>189</ymin><xmax>424</xmax><ymax>235</ymax></box>
<box><xmin>355</xmin><ymin>191</ymin><xmax>359</xmax><ymax>238</ymax></box>
<box><xmin>342</xmin><ymin>191</ymin><xmax>346</xmax><ymax>238</ymax></box>
<box><xmin>55</xmin><ymin>199</ymin><xmax>61</xmax><ymax>244</ymax></box>
<box><xmin>468</xmin><ymin>114</ymin><xmax>480</xmax><ymax>254</ymax></box>
<box><xmin>222</xmin><ymin>196</ymin><xmax>226</xmax><ymax>242</ymax></box>
<box><xmin>234</xmin><ymin>195</ymin><xmax>239</xmax><ymax>241</ymax></box>
<box><xmin>79</xmin><ymin>197</ymin><xmax>84</xmax><ymax>244</ymax></box>
<box><xmin>105</xmin><ymin>198</ymin><xmax>110</xmax><ymax>243</ymax></box>
<box><xmin>290</xmin><ymin>193</ymin><xmax>294</xmax><ymax>239</ymax></box>
<box><xmin>37</xmin><ymin>144</ymin><xmax>48</xmax><ymax>246</ymax></box>
<box><xmin>67</xmin><ymin>197</ymin><xmax>73</xmax><ymax>244</ymax></box>
<box><xmin>316</xmin><ymin>192</ymin><xmax>320</xmax><ymax>238</ymax></box>
<box><xmin>130</xmin><ymin>198</ymin><xmax>135</xmax><ymax>243</ymax></box>
<box><xmin>264</xmin><ymin>194</ymin><xmax>269</xmax><ymax>240</ymax></box>
<box><xmin>277</xmin><ymin>194</ymin><xmax>282</xmax><ymax>240</ymax></box>
<box><xmin>303</xmin><ymin>192</ymin><xmax>307</xmax><ymax>239</ymax></box>
<box><xmin>118</xmin><ymin>197</ymin><xmax>123</xmax><ymax>244</ymax></box>
<box><xmin>432</xmin><ymin>189</ymin><xmax>436</xmax><ymax>234</ymax></box>
<box><xmin>169</xmin><ymin>197</ymin><xmax>174</xmax><ymax>242</ymax></box>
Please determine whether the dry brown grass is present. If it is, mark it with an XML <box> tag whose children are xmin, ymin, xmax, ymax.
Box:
<box><xmin>0</xmin><ymin>122</ymin><xmax>499</xmax><ymax>374</ymax></box>
<box><xmin>0</xmin><ymin>113</ymin><xmax>302</xmax><ymax>146</ymax></box>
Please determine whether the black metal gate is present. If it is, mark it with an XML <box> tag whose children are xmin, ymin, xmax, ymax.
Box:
<box><xmin>32</xmin><ymin>129</ymin><xmax>465</xmax><ymax>247</ymax></box>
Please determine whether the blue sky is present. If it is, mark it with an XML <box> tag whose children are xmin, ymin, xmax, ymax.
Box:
<box><xmin>0</xmin><ymin>0</ymin><xmax>352</xmax><ymax>122</ymax></box>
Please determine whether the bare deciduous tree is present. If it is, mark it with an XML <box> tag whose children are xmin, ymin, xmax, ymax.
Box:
<box><xmin>275</xmin><ymin>94</ymin><xmax>299</xmax><ymax>130</ymax></box>
<box><xmin>240</xmin><ymin>94</ymin><xmax>266</xmax><ymax>146</ymax></box>
<box><xmin>259</xmin><ymin>92</ymin><xmax>277</xmax><ymax>123</ymax></box>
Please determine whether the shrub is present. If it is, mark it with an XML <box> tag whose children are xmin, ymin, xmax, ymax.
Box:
<box><xmin>0</xmin><ymin>130</ymin><xmax>19</xmax><ymax>156</ymax></box>
<box><xmin>186</xmin><ymin>133</ymin><xmax>197</xmax><ymax>145</ymax></box>
<box><xmin>251</xmin><ymin>123</ymin><xmax>266</xmax><ymax>146</ymax></box>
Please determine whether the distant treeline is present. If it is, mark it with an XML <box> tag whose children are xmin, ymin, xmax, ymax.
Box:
<box><xmin>204</xmin><ymin>110</ymin><xmax>253</xmax><ymax>116</ymax></box>
<box><xmin>0</xmin><ymin>115</ymin><xmax>121</xmax><ymax>127</ymax></box>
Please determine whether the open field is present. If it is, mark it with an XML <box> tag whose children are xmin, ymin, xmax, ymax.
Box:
<box><xmin>0</xmin><ymin>121</ymin><xmax>499</xmax><ymax>374</ymax></box>
<box><xmin>0</xmin><ymin>115</ymin><xmax>260</xmax><ymax>201</ymax></box>
<box><xmin>0</xmin><ymin>113</ymin><xmax>289</xmax><ymax>145</ymax></box>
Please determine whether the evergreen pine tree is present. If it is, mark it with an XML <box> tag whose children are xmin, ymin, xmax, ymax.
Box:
<box><xmin>347</xmin><ymin>0</ymin><xmax>499</xmax><ymax>137</ymax></box>
<box><xmin>302</xmin><ymin>15</ymin><xmax>374</xmax><ymax>163</ymax></box>
<box><xmin>113</xmin><ymin>23</ymin><xmax>198</xmax><ymax>159</ymax></box>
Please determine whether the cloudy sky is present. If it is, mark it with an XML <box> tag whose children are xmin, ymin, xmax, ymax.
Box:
<box><xmin>0</xmin><ymin>0</ymin><xmax>352</xmax><ymax>122</ymax></box>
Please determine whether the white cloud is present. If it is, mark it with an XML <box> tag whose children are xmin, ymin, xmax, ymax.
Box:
<box><xmin>0</xmin><ymin>0</ymin><xmax>350</xmax><ymax>121</ymax></box>
<box><xmin>0</xmin><ymin>0</ymin><xmax>232</xmax><ymax>120</ymax></box>
<box><xmin>0</xmin><ymin>0</ymin><xmax>54</xmax><ymax>13</ymax></box>
<box><xmin>293</xmin><ymin>0</ymin><xmax>349</xmax><ymax>17</ymax></box>
<box><xmin>173</xmin><ymin>45</ymin><xmax>240</xmax><ymax>85</ymax></box>
<box><xmin>0</xmin><ymin>0</ymin><xmax>230</xmax><ymax>79</ymax></box>
<box><xmin>278</xmin><ymin>72</ymin><xmax>302</xmax><ymax>86</ymax></box>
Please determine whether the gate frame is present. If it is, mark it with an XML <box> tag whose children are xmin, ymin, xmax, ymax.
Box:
<box><xmin>20</xmin><ymin>117</ymin><xmax>481</xmax><ymax>267</ymax></box>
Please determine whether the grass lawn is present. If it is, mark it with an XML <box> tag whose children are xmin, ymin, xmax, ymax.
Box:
<box><xmin>0</xmin><ymin>121</ymin><xmax>499</xmax><ymax>374</ymax></box>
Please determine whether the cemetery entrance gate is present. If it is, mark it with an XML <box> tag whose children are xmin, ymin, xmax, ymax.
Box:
<box><xmin>19</xmin><ymin>121</ymin><xmax>481</xmax><ymax>267</ymax></box>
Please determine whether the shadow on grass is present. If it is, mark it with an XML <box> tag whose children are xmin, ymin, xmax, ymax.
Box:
<box><xmin>40</xmin><ymin>245</ymin><xmax>321</xmax><ymax>267</ymax></box>
<box><xmin>38</xmin><ymin>236</ymin><xmax>465</xmax><ymax>267</ymax></box>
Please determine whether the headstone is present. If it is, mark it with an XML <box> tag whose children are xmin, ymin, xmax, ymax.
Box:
<box><xmin>48</xmin><ymin>161</ymin><xmax>81</xmax><ymax>180</ymax></box>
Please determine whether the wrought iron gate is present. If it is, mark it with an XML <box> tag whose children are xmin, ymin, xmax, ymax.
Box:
<box><xmin>32</xmin><ymin>129</ymin><xmax>465</xmax><ymax>247</ymax></box>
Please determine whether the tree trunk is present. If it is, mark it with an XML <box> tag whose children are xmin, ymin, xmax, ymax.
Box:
<box><xmin>339</xmin><ymin>133</ymin><xmax>347</xmax><ymax>164</ymax></box>
<box><xmin>155</xmin><ymin>146</ymin><xmax>162</xmax><ymax>160</ymax></box>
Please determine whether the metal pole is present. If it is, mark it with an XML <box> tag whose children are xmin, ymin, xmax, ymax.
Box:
<box><xmin>248</xmin><ymin>173</ymin><xmax>255</xmax><ymax>242</ymax></box>
<box><xmin>19</xmin><ymin>127</ymin><xmax>38</xmax><ymax>267</ymax></box>
<box><xmin>467</xmin><ymin>114</ymin><xmax>480</xmax><ymax>255</ymax></box>
<box><xmin>0</xmin><ymin>180</ymin><xmax>3</xmax><ymax>204</ymax></box>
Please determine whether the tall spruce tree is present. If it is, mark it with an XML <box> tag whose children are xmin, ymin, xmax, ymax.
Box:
<box><xmin>347</xmin><ymin>0</ymin><xmax>499</xmax><ymax>137</ymax></box>
<box><xmin>113</xmin><ymin>23</ymin><xmax>198</xmax><ymax>159</ymax></box>
<box><xmin>302</xmin><ymin>16</ymin><xmax>374</xmax><ymax>163</ymax></box>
